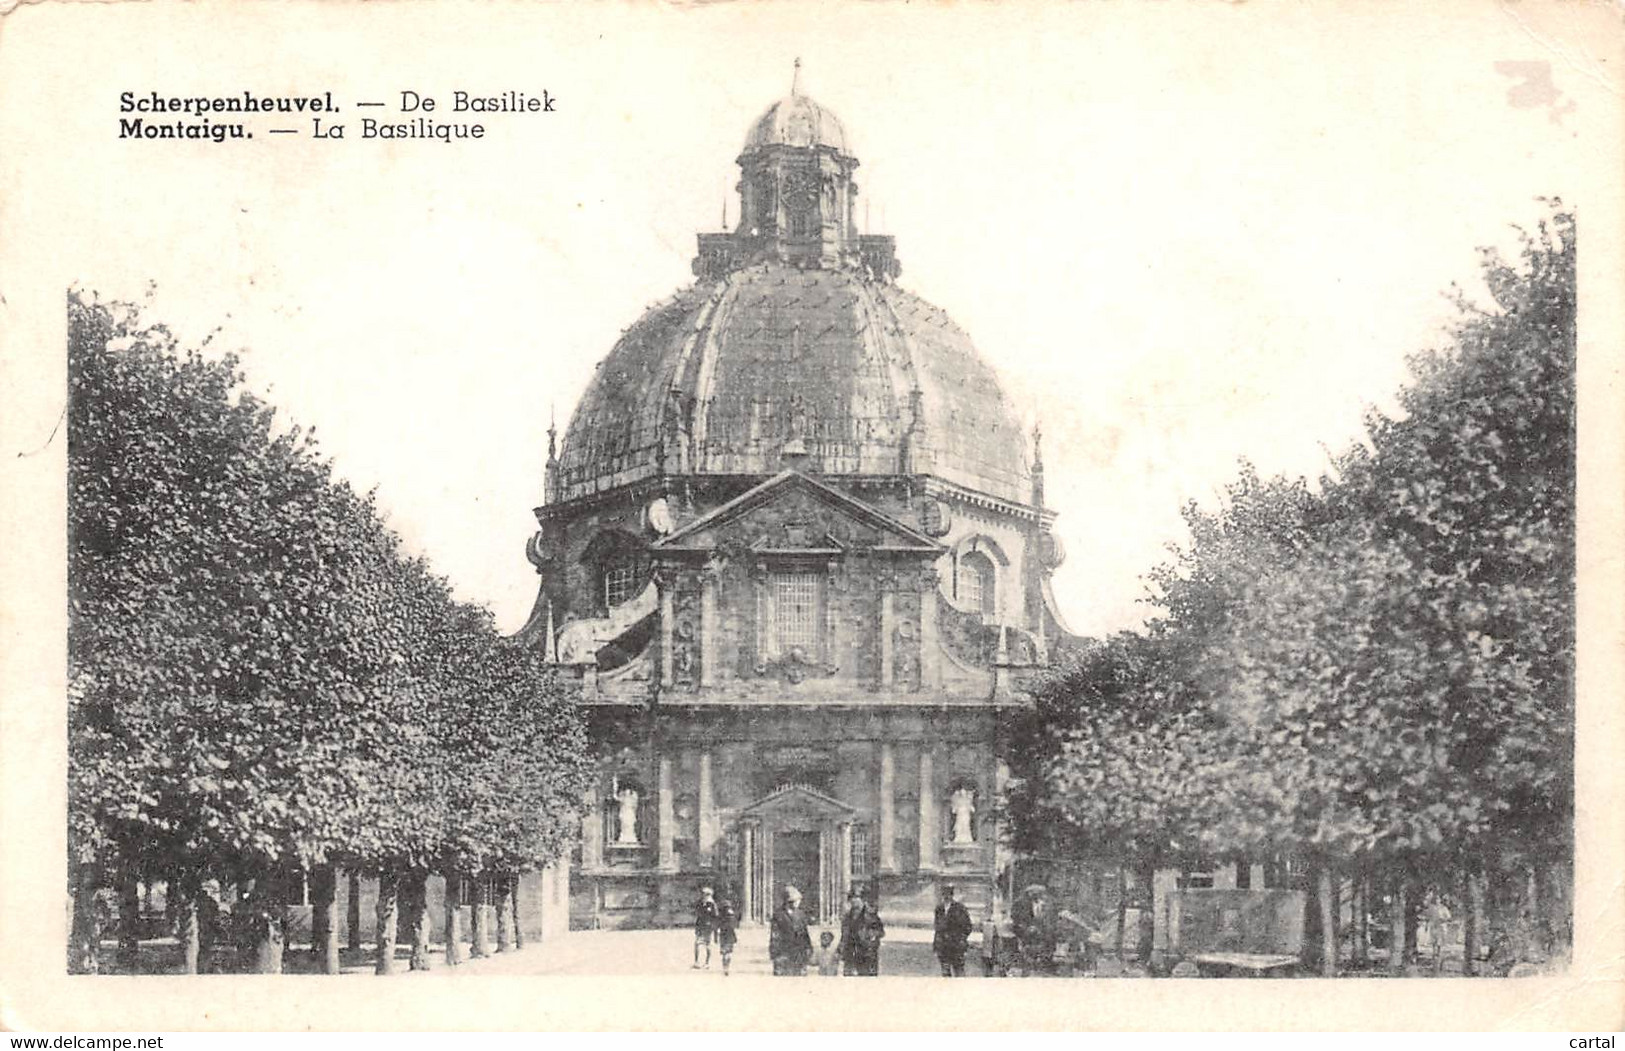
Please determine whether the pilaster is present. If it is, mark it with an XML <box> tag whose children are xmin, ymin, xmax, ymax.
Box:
<box><xmin>918</xmin><ymin>748</ymin><xmax>938</xmax><ymax>872</ymax></box>
<box><xmin>657</xmin><ymin>756</ymin><xmax>677</xmax><ymax>873</ymax></box>
<box><xmin>698</xmin><ymin>749</ymin><xmax>716</xmax><ymax>866</ymax></box>
<box><xmin>582</xmin><ymin>783</ymin><xmax>603</xmax><ymax>870</ymax></box>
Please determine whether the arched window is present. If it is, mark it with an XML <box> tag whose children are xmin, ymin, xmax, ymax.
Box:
<box><xmin>954</xmin><ymin>551</ymin><xmax>996</xmax><ymax>617</ymax></box>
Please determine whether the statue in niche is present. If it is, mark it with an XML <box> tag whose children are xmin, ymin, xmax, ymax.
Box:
<box><xmin>615</xmin><ymin>784</ymin><xmax>641</xmax><ymax>845</ymax></box>
<box><xmin>950</xmin><ymin>787</ymin><xmax>977</xmax><ymax>845</ymax></box>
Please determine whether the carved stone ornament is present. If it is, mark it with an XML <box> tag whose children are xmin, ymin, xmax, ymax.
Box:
<box><xmin>645</xmin><ymin>497</ymin><xmax>675</xmax><ymax>536</ymax></box>
<box><xmin>919</xmin><ymin>498</ymin><xmax>952</xmax><ymax>538</ymax></box>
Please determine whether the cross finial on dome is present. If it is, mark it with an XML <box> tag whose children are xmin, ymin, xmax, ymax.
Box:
<box><xmin>791</xmin><ymin>57</ymin><xmax>802</xmax><ymax>96</ymax></box>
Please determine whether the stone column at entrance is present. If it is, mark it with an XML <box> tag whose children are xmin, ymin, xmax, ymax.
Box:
<box><xmin>918</xmin><ymin>749</ymin><xmax>938</xmax><ymax>871</ymax></box>
<box><xmin>879</xmin><ymin>743</ymin><xmax>896</xmax><ymax>873</ymax></box>
<box><xmin>657</xmin><ymin>756</ymin><xmax>677</xmax><ymax>872</ymax></box>
<box><xmin>742</xmin><ymin>823</ymin><xmax>757</xmax><ymax>923</ymax></box>
<box><xmin>839</xmin><ymin>821</ymin><xmax>853</xmax><ymax>907</ymax></box>
<box><xmin>698</xmin><ymin>750</ymin><xmax>716</xmax><ymax>866</ymax></box>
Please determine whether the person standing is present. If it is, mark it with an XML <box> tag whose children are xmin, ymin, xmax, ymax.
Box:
<box><xmin>769</xmin><ymin>885</ymin><xmax>813</xmax><ymax>976</ymax></box>
<box><xmin>838</xmin><ymin>890</ymin><xmax>886</xmax><ymax>976</ymax></box>
<box><xmin>692</xmin><ymin>885</ymin><xmax>720</xmax><ymax>969</ymax></box>
<box><xmin>933</xmin><ymin>883</ymin><xmax>973</xmax><ymax>977</ymax></box>
<box><xmin>716</xmin><ymin>897</ymin><xmax>739</xmax><ymax>976</ymax></box>
<box><xmin>815</xmin><ymin>930</ymin><xmax>840</xmax><ymax>975</ymax></box>
<box><xmin>1014</xmin><ymin>885</ymin><xmax>1057</xmax><ymax>975</ymax></box>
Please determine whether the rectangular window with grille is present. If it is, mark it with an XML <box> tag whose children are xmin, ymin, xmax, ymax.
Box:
<box><xmin>774</xmin><ymin>572</ymin><xmax>819</xmax><ymax>655</ymax></box>
<box><xmin>604</xmin><ymin>562</ymin><xmax>638</xmax><ymax>608</ymax></box>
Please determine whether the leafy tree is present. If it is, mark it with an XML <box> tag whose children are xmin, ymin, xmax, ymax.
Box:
<box><xmin>68</xmin><ymin>291</ymin><xmax>593</xmax><ymax>974</ymax></box>
<box><xmin>1009</xmin><ymin>202</ymin><xmax>1575</xmax><ymax>975</ymax></box>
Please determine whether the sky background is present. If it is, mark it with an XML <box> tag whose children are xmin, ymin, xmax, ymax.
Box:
<box><xmin>9</xmin><ymin>1</ymin><xmax>1595</xmax><ymax>639</ymax></box>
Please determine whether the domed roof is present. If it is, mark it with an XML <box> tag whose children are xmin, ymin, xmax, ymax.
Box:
<box><xmin>555</xmin><ymin>262</ymin><xmax>1032</xmax><ymax>505</ymax></box>
<box><xmin>744</xmin><ymin>93</ymin><xmax>850</xmax><ymax>155</ymax></box>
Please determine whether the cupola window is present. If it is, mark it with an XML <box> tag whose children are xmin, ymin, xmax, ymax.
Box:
<box><xmin>604</xmin><ymin>559</ymin><xmax>640</xmax><ymax>608</ymax></box>
<box><xmin>954</xmin><ymin>551</ymin><xmax>996</xmax><ymax>617</ymax></box>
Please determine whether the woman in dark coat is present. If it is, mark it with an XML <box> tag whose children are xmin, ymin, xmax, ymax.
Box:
<box><xmin>768</xmin><ymin>886</ymin><xmax>813</xmax><ymax>976</ymax></box>
<box><xmin>838</xmin><ymin>890</ymin><xmax>886</xmax><ymax>976</ymax></box>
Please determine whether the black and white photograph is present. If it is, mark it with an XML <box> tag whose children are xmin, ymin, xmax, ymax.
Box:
<box><xmin>0</xmin><ymin>0</ymin><xmax>1621</xmax><ymax>1034</ymax></box>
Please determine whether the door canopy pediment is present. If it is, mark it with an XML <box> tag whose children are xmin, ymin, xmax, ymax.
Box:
<box><xmin>737</xmin><ymin>782</ymin><xmax>858</xmax><ymax>823</ymax></box>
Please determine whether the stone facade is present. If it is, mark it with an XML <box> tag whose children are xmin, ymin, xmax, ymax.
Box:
<box><xmin>517</xmin><ymin>80</ymin><xmax>1076</xmax><ymax>930</ymax></box>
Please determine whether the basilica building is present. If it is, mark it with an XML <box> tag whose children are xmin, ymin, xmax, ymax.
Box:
<box><xmin>518</xmin><ymin>76</ymin><xmax>1076</xmax><ymax>930</ymax></box>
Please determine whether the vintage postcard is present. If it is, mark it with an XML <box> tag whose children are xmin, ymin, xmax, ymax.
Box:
<box><xmin>0</xmin><ymin>0</ymin><xmax>1621</xmax><ymax>1033</ymax></box>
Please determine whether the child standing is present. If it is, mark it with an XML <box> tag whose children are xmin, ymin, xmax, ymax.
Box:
<box><xmin>717</xmin><ymin>898</ymin><xmax>739</xmax><ymax>976</ymax></box>
<box><xmin>815</xmin><ymin>930</ymin><xmax>840</xmax><ymax>976</ymax></box>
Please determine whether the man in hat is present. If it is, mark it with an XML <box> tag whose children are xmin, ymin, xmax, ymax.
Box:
<box><xmin>933</xmin><ymin>883</ymin><xmax>974</xmax><ymax>977</ymax></box>
<box><xmin>692</xmin><ymin>885</ymin><xmax>720</xmax><ymax>969</ymax></box>
<box><xmin>768</xmin><ymin>885</ymin><xmax>813</xmax><ymax>976</ymax></box>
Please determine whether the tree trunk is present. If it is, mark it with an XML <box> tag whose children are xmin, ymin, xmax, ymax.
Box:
<box><xmin>117</xmin><ymin>866</ymin><xmax>141</xmax><ymax>973</ymax></box>
<box><xmin>1404</xmin><ymin>886</ymin><xmax>1421</xmax><ymax>968</ymax></box>
<box><xmin>1114</xmin><ymin>867</ymin><xmax>1129</xmax><ymax>962</ymax></box>
<box><xmin>1462</xmin><ymin>870</ymin><xmax>1479</xmax><ymax>976</ymax></box>
<box><xmin>346</xmin><ymin>869</ymin><xmax>363</xmax><ymax>953</ymax></box>
<box><xmin>68</xmin><ymin>862</ymin><xmax>101</xmax><ymax>975</ymax></box>
<box><xmin>469</xmin><ymin>877</ymin><xmax>491</xmax><ymax>959</ymax></box>
<box><xmin>1388</xmin><ymin>873</ymin><xmax>1408</xmax><ymax>975</ymax></box>
<box><xmin>248</xmin><ymin>870</ymin><xmax>287</xmax><ymax>974</ymax></box>
<box><xmin>405</xmin><ymin>870</ymin><xmax>433</xmax><ymax>971</ymax></box>
<box><xmin>1353</xmin><ymin>874</ymin><xmax>1369</xmax><ymax>967</ymax></box>
<box><xmin>511</xmin><ymin>876</ymin><xmax>524</xmax><ymax>950</ymax></box>
<box><xmin>374</xmin><ymin>869</ymin><xmax>400</xmax><ymax>975</ymax></box>
<box><xmin>1318</xmin><ymin>865</ymin><xmax>1338</xmax><ymax>977</ymax></box>
<box><xmin>444</xmin><ymin>873</ymin><xmax>464</xmax><ymax>967</ymax></box>
<box><xmin>1532</xmin><ymin>862</ymin><xmax>1563</xmax><ymax>957</ymax></box>
<box><xmin>495</xmin><ymin>875</ymin><xmax>514</xmax><ymax>953</ymax></box>
<box><xmin>311</xmin><ymin>863</ymin><xmax>340</xmax><ymax>974</ymax></box>
<box><xmin>173</xmin><ymin>871</ymin><xmax>202</xmax><ymax>975</ymax></box>
<box><xmin>1134</xmin><ymin>859</ymin><xmax>1155</xmax><ymax>965</ymax></box>
<box><xmin>197</xmin><ymin>883</ymin><xmax>221</xmax><ymax>974</ymax></box>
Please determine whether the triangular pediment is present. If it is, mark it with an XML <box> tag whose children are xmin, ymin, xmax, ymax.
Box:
<box><xmin>737</xmin><ymin>783</ymin><xmax>858</xmax><ymax>820</ymax></box>
<box><xmin>652</xmin><ymin>471</ymin><xmax>943</xmax><ymax>554</ymax></box>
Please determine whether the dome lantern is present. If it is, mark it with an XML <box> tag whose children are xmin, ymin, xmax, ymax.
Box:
<box><xmin>723</xmin><ymin>61</ymin><xmax>865</xmax><ymax>272</ymax></box>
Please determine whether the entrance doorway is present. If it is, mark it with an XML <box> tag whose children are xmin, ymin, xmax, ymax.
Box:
<box><xmin>773</xmin><ymin>830</ymin><xmax>820</xmax><ymax>917</ymax></box>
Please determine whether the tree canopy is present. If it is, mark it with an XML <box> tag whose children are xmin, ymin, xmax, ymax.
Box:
<box><xmin>67</xmin><ymin>291</ymin><xmax>591</xmax><ymax>972</ymax></box>
<box><xmin>1009</xmin><ymin>204</ymin><xmax>1575</xmax><ymax>968</ymax></box>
